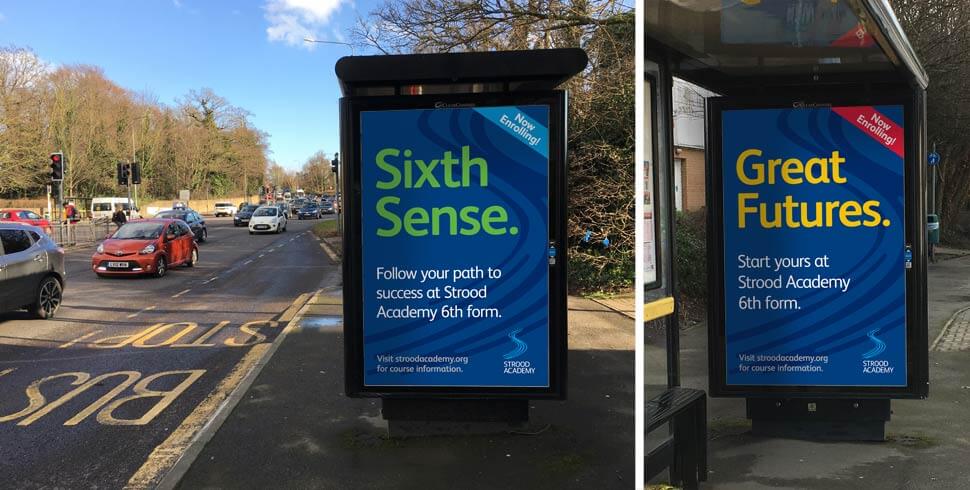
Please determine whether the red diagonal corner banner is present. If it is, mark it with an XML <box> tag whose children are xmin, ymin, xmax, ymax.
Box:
<box><xmin>832</xmin><ymin>106</ymin><xmax>904</xmax><ymax>158</ymax></box>
<box><xmin>831</xmin><ymin>23</ymin><xmax>875</xmax><ymax>48</ymax></box>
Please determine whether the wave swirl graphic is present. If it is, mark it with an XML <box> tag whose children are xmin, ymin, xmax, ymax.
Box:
<box><xmin>503</xmin><ymin>329</ymin><xmax>528</xmax><ymax>360</ymax></box>
<box><xmin>862</xmin><ymin>328</ymin><xmax>886</xmax><ymax>359</ymax></box>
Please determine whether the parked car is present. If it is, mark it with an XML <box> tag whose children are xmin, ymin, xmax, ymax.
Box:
<box><xmin>297</xmin><ymin>204</ymin><xmax>321</xmax><ymax>220</ymax></box>
<box><xmin>0</xmin><ymin>223</ymin><xmax>65</xmax><ymax>319</ymax></box>
<box><xmin>213</xmin><ymin>202</ymin><xmax>236</xmax><ymax>217</ymax></box>
<box><xmin>153</xmin><ymin>209</ymin><xmax>207</xmax><ymax>242</ymax></box>
<box><xmin>0</xmin><ymin>209</ymin><xmax>52</xmax><ymax>234</ymax></box>
<box><xmin>249</xmin><ymin>206</ymin><xmax>287</xmax><ymax>234</ymax></box>
<box><xmin>91</xmin><ymin>197</ymin><xmax>140</xmax><ymax>220</ymax></box>
<box><xmin>234</xmin><ymin>204</ymin><xmax>259</xmax><ymax>227</ymax></box>
<box><xmin>92</xmin><ymin>219</ymin><xmax>198</xmax><ymax>278</ymax></box>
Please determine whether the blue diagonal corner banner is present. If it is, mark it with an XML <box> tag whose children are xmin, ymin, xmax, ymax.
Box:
<box><xmin>473</xmin><ymin>107</ymin><xmax>549</xmax><ymax>159</ymax></box>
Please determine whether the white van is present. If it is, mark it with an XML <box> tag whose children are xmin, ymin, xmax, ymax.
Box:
<box><xmin>91</xmin><ymin>197</ymin><xmax>140</xmax><ymax>220</ymax></box>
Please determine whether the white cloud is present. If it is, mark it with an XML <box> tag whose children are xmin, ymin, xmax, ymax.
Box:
<box><xmin>172</xmin><ymin>0</ymin><xmax>182</xmax><ymax>8</ymax></box>
<box><xmin>264</xmin><ymin>0</ymin><xmax>346</xmax><ymax>49</ymax></box>
<box><xmin>0</xmin><ymin>12</ymin><xmax>6</xmax><ymax>22</ymax></box>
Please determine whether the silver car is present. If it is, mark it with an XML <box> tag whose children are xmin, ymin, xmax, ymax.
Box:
<box><xmin>0</xmin><ymin>222</ymin><xmax>66</xmax><ymax>319</ymax></box>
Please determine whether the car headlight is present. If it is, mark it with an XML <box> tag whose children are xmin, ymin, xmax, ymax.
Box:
<box><xmin>97</xmin><ymin>244</ymin><xmax>104</xmax><ymax>254</ymax></box>
<box><xmin>140</xmin><ymin>244</ymin><xmax>156</xmax><ymax>255</ymax></box>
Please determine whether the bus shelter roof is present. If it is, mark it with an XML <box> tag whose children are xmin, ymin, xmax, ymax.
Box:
<box><xmin>335</xmin><ymin>48</ymin><xmax>588</xmax><ymax>96</ymax></box>
<box><xmin>646</xmin><ymin>0</ymin><xmax>927</xmax><ymax>94</ymax></box>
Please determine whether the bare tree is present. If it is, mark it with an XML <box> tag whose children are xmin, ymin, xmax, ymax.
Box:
<box><xmin>891</xmin><ymin>0</ymin><xmax>970</xmax><ymax>239</ymax></box>
<box><xmin>353</xmin><ymin>1</ymin><xmax>634</xmax><ymax>292</ymax></box>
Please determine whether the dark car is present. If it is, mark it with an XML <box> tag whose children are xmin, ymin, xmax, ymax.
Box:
<box><xmin>297</xmin><ymin>204</ymin><xmax>321</xmax><ymax>220</ymax></box>
<box><xmin>154</xmin><ymin>209</ymin><xmax>207</xmax><ymax>242</ymax></box>
<box><xmin>234</xmin><ymin>204</ymin><xmax>259</xmax><ymax>227</ymax></box>
<box><xmin>0</xmin><ymin>223</ymin><xmax>65</xmax><ymax>319</ymax></box>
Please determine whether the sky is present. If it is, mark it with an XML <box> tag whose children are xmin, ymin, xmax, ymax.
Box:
<box><xmin>0</xmin><ymin>0</ymin><xmax>381</xmax><ymax>170</ymax></box>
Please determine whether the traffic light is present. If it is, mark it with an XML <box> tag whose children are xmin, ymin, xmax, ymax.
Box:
<box><xmin>131</xmin><ymin>162</ymin><xmax>141</xmax><ymax>184</ymax></box>
<box><xmin>117</xmin><ymin>162</ymin><xmax>130</xmax><ymax>186</ymax></box>
<box><xmin>332</xmin><ymin>153</ymin><xmax>339</xmax><ymax>177</ymax></box>
<box><xmin>50</xmin><ymin>152</ymin><xmax>64</xmax><ymax>182</ymax></box>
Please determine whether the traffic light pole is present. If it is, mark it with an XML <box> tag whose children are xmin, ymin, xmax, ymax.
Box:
<box><xmin>127</xmin><ymin>162</ymin><xmax>133</xmax><ymax>218</ymax></box>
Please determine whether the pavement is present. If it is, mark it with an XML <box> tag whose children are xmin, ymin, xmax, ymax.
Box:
<box><xmin>175</xmin><ymin>293</ymin><xmax>635</xmax><ymax>489</ymax></box>
<box><xmin>647</xmin><ymin>255</ymin><xmax>970</xmax><ymax>489</ymax></box>
<box><xmin>0</xmin><ymin>217</ymin><xmax>338</xmax><ymax>488</ymax></box>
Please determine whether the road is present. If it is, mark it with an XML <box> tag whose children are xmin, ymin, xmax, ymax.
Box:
<box><xmin>0</xmin><ymin>216</ymin><xmax>339</xmax><ymax>488</ymax></box>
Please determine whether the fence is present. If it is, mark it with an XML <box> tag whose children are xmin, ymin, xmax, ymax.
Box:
<box><xmin>49</xmin><ymin>220</ymin><xmax>114</xmax><ymax>247</ymax></box>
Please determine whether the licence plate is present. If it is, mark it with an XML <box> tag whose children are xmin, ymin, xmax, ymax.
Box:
<box><xmin>108</xmin><ymin>261</ymin><xmax>129</xmax><ymax>268</ymax></box>
<box><xmin>254</xmin><ymin>225</ymin><xmax>269</xmax><ymax>230</ymax></box>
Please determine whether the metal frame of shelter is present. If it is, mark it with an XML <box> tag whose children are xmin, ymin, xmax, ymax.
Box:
<box><xmin>647</xmin><ymin>0</ymin><xmax>929</xmax><ymax>484</ymax></box>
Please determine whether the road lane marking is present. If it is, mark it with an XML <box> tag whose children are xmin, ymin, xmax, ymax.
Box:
<box><xmin>130</xmin><ymin>290</ymin><xmax>319</xmax><ymax>490</ymax></box>
<box><xmin>318</xmin><ymin>241</ymin><xmax>340</xmax><ymax>263</ymax></box>
<box><xmin>278</xmin><ymin>293</ymin><xmax>310</xmax><ymax>323</ymax></box>
<box><xmin>202</xmin><ymin>277</ymin><xmax>218</xmax><ymax>284</ymax></box>
<box><xmin>127</xmin><ymin>306</ymin><xmax>157</xmax><ymax>319</ymax></box>
<box><xmin>0</xmin><ymin>368</ymin><xmax>14</xmax><ymax>379</ymax></box>
<box><xmin>258</xmin><ymin>254</ymin><xmax>265</xmax><ymax>258</ymax></box>
<box><xmin>93</xmin><ymin>323</ymin><xmax>165</xmax><ymax>349</ymax></box>
<box><xmin>171</xmin><ymin>321</ymin><xmax>230</xmax><ymax>348</ymax></box>
<box><xmin>243</xmin><ymin>259</ymin><xmax>253</xmax><ymax>265</ymax></box>
<box><xmin>59</xmin><ymin>330</ymin><xmax>103</xmax><ymax>349</ymax></box>
<box><xmin>171</xmin><ymin>289</ymin><xmax>191</xmax><ymax>298</ymax></box>
<box><xmin>0</xmin><ymin>370</ymin><xmax>205</xmax><ymax>427</ymax></box>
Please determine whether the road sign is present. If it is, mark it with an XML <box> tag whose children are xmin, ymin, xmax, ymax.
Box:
<box><xmin>707</xmin><ymin>96</ymin><xmax>926</xmax><ymax>399</ymax></box>
<box><xmin>928</xmin><ymin>151</ymin><xmax>940</xmax><ymax>166</ymax></box>
<box><xmin>179</xmin><ymin>189</ymin><xmax>191</xmax><ymax>202</ymax></box>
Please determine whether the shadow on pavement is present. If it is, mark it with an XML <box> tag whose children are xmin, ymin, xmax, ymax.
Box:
<box><xmin>179</xmin><ymin>325</ymin><xmax>634</xmax><ymax>490</ymax></box>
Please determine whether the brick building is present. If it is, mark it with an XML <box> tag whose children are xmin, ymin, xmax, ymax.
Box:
<box><xmin>671</xmin><ymin>79</ymin><xmax>713</xmax><ymax>212</ymax></box>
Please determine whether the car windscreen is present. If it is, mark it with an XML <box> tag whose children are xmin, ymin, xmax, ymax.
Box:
<box><xmin>112</xmin><ymin>222</ymin><xmax>164</xmax><ymax>240</ymax></box>
<box><xmin>93</xmin><ymin>203</ymin><xmax>113</xmax><ymax>211</ymax></box>
<box><xmin>241</xmin><ymin>205</ymin><xmax>259</xmax><ymax>212</ymax></box>
<box><xmin>254</xmin><ymin>208</ymin><xmax>278</xmax><ymax>217</ymax></box>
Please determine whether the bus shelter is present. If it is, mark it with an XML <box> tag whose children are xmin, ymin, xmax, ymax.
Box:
<box><xmin>336</xmin><ymin>49</ymin><xmax>586</xmax><ymax>433</ymax></box>
<box><xmin>647</xmin><ymin>0</ymin><xmax>928</xmax><ymax>486</ymax></box>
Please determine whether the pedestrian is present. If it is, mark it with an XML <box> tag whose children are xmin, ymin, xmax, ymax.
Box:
<box><xmin>64</xmin><ymin>202</ymin><xmax>77</xmax><ymax>224</ymax></box>
<box><xmin>111</xmin><ymin>204</ymin><xmax>127</xmax><ymax>229</ymax></box>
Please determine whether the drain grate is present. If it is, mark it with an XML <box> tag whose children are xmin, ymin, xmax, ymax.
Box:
<box><xmin>933</xmin><ymin>306</ymin><xmax>970</xmax><ymax>352</ymax></box>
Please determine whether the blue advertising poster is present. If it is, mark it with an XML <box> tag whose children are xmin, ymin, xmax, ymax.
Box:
<box><xmin>360</xmin><ymin>105</ymin><xmax>550</xmax><ymax>387</ymax></box>
<box><xmin>722</xmin><ymin>104</ymin><xmax>906</xmax><ymax>387</ymax></box>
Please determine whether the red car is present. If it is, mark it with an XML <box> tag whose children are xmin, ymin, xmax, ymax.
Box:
<box><xmin>92</xmin><ymin>219</ymin><xmax>198</xmax><ymax>278</ymax></box>
<box><xmin>0</xmin><ymin>209</ymin><xmax>52</xmax><ymax>234</ymax></box>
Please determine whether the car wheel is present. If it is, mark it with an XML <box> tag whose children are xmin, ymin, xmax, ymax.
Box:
<box><xmin>155</xmin><ymin>256</ymin><xmax>167</xmax><ymax>278</ymax></box>
<box><xmin>30</xmin><ymin>276</ymin><xmax>62</xmax><ymax>319</ymax></box>
<box><xmin>187</xmin><ymin>248</ymin><xmax>198</xmax><ymax>267</ymax></box>
<box><xmin>198</xmin><ymin>229</ymin><xmax>207</xmax><ymax>243</ymax></box>
<box><xmin>249</xmin><ymin>230</ymin><xmax>254</xmax><ymax>235</ymax></box>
